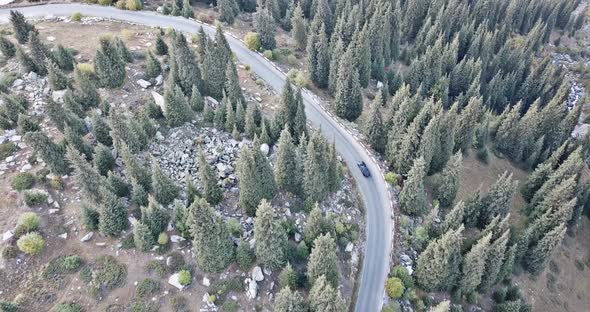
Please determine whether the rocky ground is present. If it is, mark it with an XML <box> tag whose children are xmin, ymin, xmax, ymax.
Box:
<box><xmin>0</xmin><ymin>16</ymin><xmax>365</xmax><ymax>311</ymax></box>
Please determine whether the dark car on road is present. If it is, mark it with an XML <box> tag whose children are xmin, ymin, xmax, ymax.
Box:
<box><xmin>357</xmin><ymin>161</ymin><xmax>371</xmax><ymax>177</ymax></box>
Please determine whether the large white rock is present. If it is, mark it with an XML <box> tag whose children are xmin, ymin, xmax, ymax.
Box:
<box><xmin>260</xmin><ymin>143</ymin><xmax>269</xmax><ymax>156</ymax></box>
<box><xmin>246</xmin><ymin>278</ymin><xmax>257</xmax><ymax>299</ymax></box>
<box><xmin>2</xmin><ymin>230</ymin><xmax>14</xmax><ymax>242</ymax></box>
<box><xmin>168</xmin><ymin>273</ymin><xmax>185</xmax><ymax>290</ymax></box>
<box><xmin>251</xmin><ymin>266</ymin><xmax>264</xmax><ymax>282</ymax></box>
<box><xmin>151</xmin><ymin>91</ymin><xmax>165</xmax><ymax>112</ymax></box>
<box><xmin>202</xmin><ymin>276</ymin><xmax>211</xmax><ymax>287</ymax></box>
<box><xmin>170</xmin><ymin>235</ymin><xmax>186</xmax><ymax>243</ymax></box>
<box><xmin>137</xmin><ymin>79</ymin><xmax>152</xmax><ymax>89</ymax></box>
<box><xmin>80</xmin><ymin>232</ymin><xmax>94</xmax><ymax>242</ymax></box>
<box><xmin>52</xmin><ymin>90</ymin><xmax>66</xmax><ymax>102</ymax></box>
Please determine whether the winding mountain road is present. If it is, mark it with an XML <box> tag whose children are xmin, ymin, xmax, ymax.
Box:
<box><xmin>0</xmin><ymin>4</ymin><xmax>393</xmax><ymax>311</ymax></box>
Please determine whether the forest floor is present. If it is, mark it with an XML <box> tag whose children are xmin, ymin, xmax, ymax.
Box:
<box><xmin>0</xmin><ymin>17</ymin><xmax>365</xmax><ymax>311</ymax></box>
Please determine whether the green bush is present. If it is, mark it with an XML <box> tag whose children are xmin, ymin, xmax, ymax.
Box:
<box><xmin>287</xmin><ymin>54</ymin><xmax>297</xmax><ymax>66</ymax></box>
<box><xmin>89</xmin><ymin>255</ymin><xmax>128</xmax><ymax>298</ymax></box>
<box><xmin>382</xmin><ymin>301</ymin><xmax>401</xmax><ymax>312</ymax></box>
<box><xmin>178</xmin><ymin>270</ymin><xmax>191</xmax><ymax>286</ymax></box>
<box><xmin>166</xmin><ymin>252</ymin><xmax>185</xmax><ymax>272</ymax></box>
<box><xmin>222</xmin><ymin>300</ymin><xmax>239</xmax><ymax>312</ymax></box>
<box><xmin>386</xmin><ymin>277</ymin><xmax>405</xmax><ymax>299</ymax></box>
<box><xmin>170</xmin><ymin>295</ymin><xmax>188</xmax><ymax>312</ymax></box>
<box><xmin>137</xmin><ymin>278</ymin><xmax>160</xmax><ymax>298</ymax></box>
<box><xmin>262</xmin><ymin>50</ymin><xmax>274</xmax><ymax>60</ymax></box>
<box><xmin>62</xmin><ymin>255</ymin><xmax>83</xmax><ymax>270</ymax></box>
<box><xmin>0</xmin><ymin>142</ymin><xmax>18</xmax><ymax>160</ymax></box>
<box><xmin>126</xmin><ymin>0</ymin><xmax>143</xmax><ymax>10</ymax></box>
<box><xmin>391</xmin><ymin>265</ymin><xmax>413</xmax><ymax>289</ymax></box>
<box><xmin>1</xmin><ymin>246</ymin><xmax>18</xmax><ymax>259</ymax></box>
<box><xmin>157</xmin><ymin>232</ymin><xmax>169</xmax><ymax>245</ymax></box>
<box><xmin>0</xmin><ymin>301</ymin><xmax>20</xmax><ymax>312</ymax></box>
<box><xmin>71</xmin><ymin>12</ymin><xmax>82</xmax><ymax>22</ymax></box>
<box><xmin>98</xmin><ymin>0</ymin><xmax>112</xmax><ymax>5</ymax></box>
<box><xmin>43</xmin><ymin>255</ymin><xmax>83</xmax><ymax>280</ymax></box>
<box><xmin>287</xmin><ymin>69</ymin><xmax>309</xmax><ymax>88</ymax></box>
<box><xmin>236</xmin><ymin>241</ymin><xmax>254</xmax><ymax>270</ymax></box>
<box><xmin>17</xmin><ymin>232</ymin><xmax>46</xmax><ymax>255</ymax></box>
<box><xmin>226</xmin><ymin>218</ymin><xmax>242</xmax><ymax>237</ymax></box>
<box><xmin>11</xmin><ymin>172</ymin><xmax>35</xmax><ymax>191</ymax></box>
<box><xmin>209</xmin><ymin>277</ymin><xmax>243</xmax><ymax>302</ymax></box>
<box><xmin>15</xmin><ymin>212</ymin><xmax>40</xmax><ymax>236</ymax></box>
<box><xmin>54</xmin><ymin>302</ymin><xmax>84</xmax><ymax>312</ymax></box>
<box><xmin>146</xmin><ymin>260</ymin><xmax>166</xmax><ymax>277</ymax></box>
<box><xmin>23</xmin><ymin>190</ymin><xmax>48</xmax><ymax>206</ymax></box>
<box><xmin>385</xmin><ymin>172</ymin><xmax>398</xmax><ymax>185</ymax></box>
<box><xmin>244</xmin><ymin>32</ymin><xmax>261</xmax><ymax>51</ymax></box>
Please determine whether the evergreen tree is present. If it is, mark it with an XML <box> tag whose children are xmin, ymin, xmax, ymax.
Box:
<box><xmin>293</xmin><ymin>89</ymin><xmax>307</xmax><ymax>141</ymax></box>
<box><xmin>275</xmin><ymin>126</ymin><xmax>302</xmax><ymax>195</ymax></box>
<box><xmin>307</xmin><ymin>233</ymin><xmax>339</xmax><ymax>288</ymax></box>
<box><xmin>235</xmin><ymin>101</ymin><xmax>245</xmax><ymax>132</ymax></box>
<box><xmin>274</xmin><ymin>287</ymin><xmax>306</xmax><ymax>312</ymax></box>
<box><xmin>460</xmin><ymin>233</ymin><xmax>491</xmax><ymax>294</ymax></box>
<box><xmin>399</xmin><ymin>157</ymin><xmax>427</xmax><ymax>216</ymax></box>
<box><xmin>479</xmin><ymin>171</ymin><xmax>517</xmax><ymax>227</ymax></box>
<box><xmin>198</xmin><ymin>151</ymin><xmax>223</xmax><ymax>205</ymax></box>
<box><xmin>10</xmin><ymin>10</ymin><xmax>34</xmax><ymax>44</ymax></box>
<box><xmin>303</xmin><ymin>131</ymin><xmax>328</xmax><ymax>209</ymax></box>
<box><xmin>151</xmin><ymin>159</ymin><xmax>179</xmax><ymax>206</ymax></box>
<box><xmin>94</xmin><ymin>36</ymin><xmax>126</xmax><ymax>88</ymax></box>
<box><xmin>214</xmin><ymin>98</ymin><xmax>227</xmax><ymax>129</ymax></box>
<box><xmin>121</xmin><ymin>145</ymin><xmax>151</xmax><ymax>192</ymax></box>
<box><xmin>311</xmin><ymin>24</ymin><xmax>330</xmax><ymax>88</ymax></box>
<box><xmin>141</xmin><ymin>195</ymin><xmax>170</xmax><ymax>237</ymax></box>
<box><xmin>169</xmin><ymin>33</ymin><xmax>203</xmax><ymax>95</ymax></box>
<box><xmin>334</xmin><ymin>47</ymin><xmax>362</xmax><ymax>121</ymax></box>
<box><xmin>224</xmin><ymin>61</ymin><xmax>245</xmax><ymax>108</ymax></box>
<box><xmin>114</xmin><ymin>37</ymin><xmax>132</xmax><ymax>63</ymax></box>
<box><xmin>188</xmin><ymin>198</ymin><xmax>235</xmax><ymax>272</ymax></box>
<box><xmin>164</xmin><ymin>83</ymin><xmax>193</xmax><ymax>127</ymax></box>
<box><xmin>218</xmin><ymin>0</ymin><xmax>238</xmax><ymax>24</ymax></box>
<box><xmin>190</xmin><ymin>84</ymin><xmax>205</xmax><ymax>112</ymax></box>
<box><xmin>145</xmin><ymin>50</ymin><xmax>161</xmax><ymax>78</ymax></box>
<box><xmin>304</xmin><ymin>203</ymin><xmax>331</xmax><ymax>244</ymax></box>
<box><xmin>433</xmin><ymin>152</ymin><xmax>462</xmax><ymax>208</ymax></box>
<box><xmin>256</xmin><ymin>8</ymin><xmax>277</xmax><ymax>50</ymax></box>
<box><xmin>17</xmin><ymin>113</ymin><xmax>39</xmax><ymax>134</ymax></box>
<box><xmin>134</xmin><ymin>222</ymin><xmax>155</xmax><ymax>252</ymax></box>
<box><xmin>443</xmin><ymin>201</ymin><xmax>465</xmax><ymax>232</ymax></box>
<box><xmin>90</xmin><ymin>113</ymin><xmax>111</xmax><ymax>147</ymax></box>
<box><xmin>415</xmin><ymin>226</ymin><xmax>464</xmax><ymax>291</ymax></box>
<box><xmin>525</xmin><ymin>223</ymin><xmax>566</xmax><ymax>275</ymax></box>
<box><xmin>155</xmin><ymin>32</ymin><xmax>168</xmax><ymax>56</ymax></box>
<box><xmin>497</xmin><ymin>243</ymin><xmax>518</xmax><ymax>283</ymax></box>
<box><xmin>245</xmin><ymin>103</ymin><xmax>259</xmax><ymax>139</ymax></box>
<box><xmin>326</xmin><ymin>140</ymin><xmax>340</xmax><ymax>192</ymax></box>
<box><xmin>279</xmin><ymin>263</ymin><xmax>298</xmax><ymax>289</ymax></box>
<box><xmin>521</xmin><ymin>162</ymin><xmax>553</xmax><ymax>202</ymax></box>
<box><xmin>273</xmin><ymin>81</ymin><xmax>297</xmax><ymax>138</ymax></box>
<box><xmin>182</xmin><ymin>0</ymin><xmax>194</xmax><ymax>18</ymax></box>
<box><xmin>73</xmin><ymin>68</ymin><xmax>100</xmax><ymax>110</ymax></box>
<box><xmin>67</xmin><ymin>146</ymin><xmax>102</xmax><ymax>203</ymax></box>
<box><xmin>46</xmin><ymin>59</ymin><xmax>70</xmax><ymax>90</ymax></box>
<box><xmin>495</xmin><ymin>102</ymin><xmax>523</xmax><ymax>160</ymax></box>
<box><xmin>364</xmin><ymin>93</ymin><xmax>386</xmax><ymax>154</ymax></box>
<box><xmin>94</xmin><ymin>143</ymin><xmax>115</xmax><ymax>176</ymax></box>
<box><xmin>480</xmin><ymin>230</ymin><xmax>510</xmax><ymax>290</ymax></box>
<box><xmin>454</xmin><ymin>97</ymin><xmax>482</xmax><ymax>153</ymax></box>
<box><xmin>16</xmin><ymin>45</ymin><xmax>36</xmax><ymax>73</ymax></box>
<box><xmin>309</xmin><ymin>275</ymin><xmax>345</xmax><ymax>312</ymax></box>
<box><xmin>0</xmin><ymin>36</ymin><xmax>15</xmax><ymax>59</ymax></box>
<box><xmin>254</xmin><ymin>199</ymin><xmax>288</xmax><ymax>270</ymax></box>
<box><xmin>98</xmin><ymin>187</ymin><xmax>128</xmax><ymax>236</ymax></box>
<box><xmin>54</xmin><ymin>44</ymin><xmax>75</xmax><ymax>71</ymax></box>
<box><xmin>291</xmin><ymin>3</ymin><xmax>307</xmax><ymax>50</ymax></box>
<box><xmin>131</xmin><ymin>177</ymin><xmax>149</xmax><ymax>207</ymax></box>
<box><xmin>236</xmin><ymin>138</ymin><xmax>277</xmax><ymax>215</ymax></box>
<box><xmin>24</xmin><ymin>131</ymin><xmax>69</xmax><ymax>175</ymax></box>
<box><xmin>28</xmin><ymin>29</ymin><xmax>49</xmax><ymax>75</ymax></box>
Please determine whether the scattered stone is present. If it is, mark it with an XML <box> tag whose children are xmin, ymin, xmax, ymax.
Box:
<box><xmin>151</xmin><ymin>91</ymin><xmax>165</xmax><ymax>112</ymax></box>
<box><xmin>263</xmin><ymin>267</ymin><xmax>272</xmax><ymax>276</ymax></box>
<box><xmin>252</xmin><ymin>266</ymin><xmax>264</xmax><ymax>282</ymax></box>
<box><xmin>170</xmin><ymin>235</ymin><xmax>186</xmax><ymax>243</ymax></box>
<box><xmin>202</xmin><ymin>276</ymin><xmax>210</xmax><ymax>287</ymax></box>
<box><xmin>80</xmin><ymin>232</ymin><xmax>94</xmax><ymax>242</ymax></box>
<box><xmin>58</xmin><ymin>233</ymin><xmax>68</xmax><ymax>239</ymax></box>
<box><xmin>49</xmin><ymin>208</ymin><xmax>59</xmax><ymax>214</ymax></box>
<box><xmin>155</xmin><ymin>75</ymin><xmax>164</xmax><ymax>86</ymax></box>
<box><xmin>12</xmin><ymin>79</ymin><xmax>23</xmax><ymax>88</ymax></box>
<box><xmin>260</xmin><ymin>143</ymin><xmax>269</xmax><ymax>156</ymax></box>
<box><xmin>2</xmin><ymin>231</ymin><xmax>14</xmax><ymax>242</ymax></box>
<box><xmin>345</xmin><ymin>242</ymin><xmax>354</xmax><ymax>253</ymax></box>
<box><xmin>246</xmin><ymin>278</ymin><xmax>257</xmax><ymax>299</ymax></box>
<box><xmin>168</xmin><ymin>273</ymin><xmax>185</xmax><ymax>290</ymax></box>
<box><xmin>52</xmin><ymin>90</ymin><xmax>66</xmax><ymax>102</ymax></box>
<box><xmin>137</xmin><ymin>79</ymin><xmax>152</xmax><ymax>89</ymax></box>
<box><xmin>294</xmin><ymin>232</ymin><xmax>302</xmax><ymax>242</ymax></box>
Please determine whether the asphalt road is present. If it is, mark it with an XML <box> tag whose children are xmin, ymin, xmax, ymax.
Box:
<box><xmin>0</xmin><ymin>4</ymin><xmax>393</xmax><ymax>311</ymax></box>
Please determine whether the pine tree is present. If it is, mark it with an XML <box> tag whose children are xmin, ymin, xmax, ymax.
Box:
<box><xmin>311</xmin><ymin>24</ymin><xmax>330</xmax><ymax>88</ymax></box>
<box><xmin>155</xmin><ymin>32</ymin><xmax>168</xmax><ymax>56</ymax></box>
<box><xmin>293</xmin><ymin>89</ymin><xmax>307</xmax><ymax>141</ymax></box>
<box><xmin>121</xmin><ymin>145</ymin><xmax>151</xmax><ymax>192</ymax></box>
<box><xmin>443</xmin><ymin>201</ymin><xmax>465</xmax><ymax>232</ymax></box>
<box><xmin>169</xmin><ymin>33</ymin><xmax>203</xmax><ymax>95</ymax></box>
<box><xmin>114</xmin><ymin>37</ymin><xmax>132</xmax><ymax>63</ymax></box>
<box><xmin>291</xmin><ymin>3</ymin><xmax>307</xmax><ymax>50</ymax></box>
<box><xmin>497</xmin><ymin>243</ymin><xmax>518</xmax><ymax>283</ymax></box>
<box><xmin>256</xmin><ymin>8</ymin><xmax>277</xmax><ymax>50</ymax></box>
<box><xmin>304</xmin><ymin>203</ymin><xmax>331</xmax><ymax>244</ymax></box>
<box><xmin>245</xmin><ymin>103</ymin><xmax>259</xmax><ymax>139</ymax></box>
<box><xmin>415</xmin><ymin>226</ymin><xmax>464</xmax><ymax>291</ymax></box>
<box><xmin>224</xmin><ymin>61</ymin><xmax>245</xmax><ymax>108</ymax></box>
<box><xmin>188</xmin><ymin>198</ymin><xmax>235</xmax><ymax>272</ymax></box>
<box><xmin>134</xmin><ymin>222</ymin><xmax>155</xmax><ymax>252</ymax></box>
<box><xmin>303</xmin><ymin>131</ymin><xmax>328</xmax><ymax>209</ymax></box>
<box><xmin>164</xmin><ymin>83</ymin><xmax>193</xmax><ymax>127</ymax></box>
<box><xmin>91</xmin><ymin>113</ymin><xmax>112</xmax><ymax>147</ymax></box>
<box><xmin>275</xmin><ymin>126</ymin><xmax>302</xmax><ymax>195</ymax></box>
<box><xmin>521</xmin><ymin>162</ymin><xmax>553</xmax><ymax>202</ymax></box>
<box><xmin>198</xmin><ymin>151</ymin><xmax>223</xmax><ymax>205</ymax></box>
<box><xmin>24</xmin><ymin>131</ymin><xmax>69</xmax><ymax>175</ymax></box>
<box><xmin>131</xmin><ymin>177</ymin><xmax>149</xmax><ymax>207</ymax></box>
<box><xmin>454</xmin><ymin>97</ymin><xmax>482</xmax><ymax>153</ymax></box>
<box><xmin>17</xmin><ymin>113</ymin><xmax>39</xmax><ymax>134</ymax></box>
<box><xmin>0</xmin><ymin>36</ymin><xmax>15</xmax><ymax>59</ymax></box>
<box><xmin>46</xmin><ymin>59</ymin><xmax>70</xmax><ymax>90</ymax></box>
<box><xmin>145</xmin><ymin>50</ymin><xmax>161</xmax><ymax>78</ymax></box>
<box><xmin>73</xmin><ymin>68</ymin><xmax>100</xmax><ymax>110</ymax></box>
<box><xmin>235</xmin><ymin>101</ymin><xmax>245</xmax><ymax>132</ymax></box>
<box><xmin>182</xmin><ymin>0</ymin><xmax>194</xmax><ymax>18</ymax></box>
<box><xmin>275</xmin><ymin>287</ymin><xmax>306</xmax><ymax>312</ymax></box>
<box><xmin>94</xmin><ymin>36</ymin><xmax>126</xmax><ymax>88</ymax></box>
<box><xmin>141</xmin><ymin>195</ymin><xmax>170</xmax><ymax>237</ymax></box>
<box><xmin>434</xmin><ymin>152</ymin><xmax>462</xmax><ymax>208</ymax></box>
<box><xmin>28</xmin><ymin>29</ymin><xmax>49</xmax><ymax>75</ymax></box>
<box><xmin>94</xmin><ymin>144</ymin><xmax>115</xmax><ymax>176</ymax></box>
<box><xmin>236</xmin><ymin>139</ymin><xmax>277</xmax><ymax>215</ymax></box>
<box><xmin>495</xmin><ymin>102</ymin><xmax>523</xmax><ymax>160</ymax></box>
<box><xmin>218</xmin><ymin>0</ymin><xmax>238</xmax><ymax>24</ymax></box>
<box><xmin>309</xmin><ymin>275</ymin><xmax>345</xmax><ymax>312</ymax></box>
<box><xmin>254</xmin><ymin>199</ymin><xmax>288</xmax><ymax>270</ymax></box>
<box><xmin>190</xmin><ymin>84</ymin><xmax>204</xmax><ymax>112</ymax></box>
<box><xmin>480</xmin><ymin>230</ymin><xmax>510</xmax><ymax>291</ymax></box>
<box><xmin>307</xmin><ymin>233</ymin><xmax>339</xmax><ymax>288</ymax></box>
<box><xmin>334</xmin><ymin>47</ymin><xmax>362</xmax><ymax>121</ymax></box>
<box><xmin>16</xmin><ymin>45</ymin><xmax>36</xmax><ymax>73</ymax></box>
<box><xmin>67</xmin><ymin>146</ymin><xmax>102</xmax><ymax>202</ymax></box>
<box><xmin>151</xmin><ymin>159</ymin><xmax>179</xmax><ymax>206</ymax></box>
<box><xmin>214</xmin><ymin>98</ymin><xmax>227</xmax><ymax>129</ymax></box>
<box><xmin>98</xmin><ymin>187</ymin><xmax>128</xmax><ymax>236</ymax></box>
<box><xmin>364</xmin><ymin>93</ymin><xmax>386</xmax><ymax>154</ymax></box>
<box><xmin>399</xmin><ymin>157</ymin><xmax>427</xmax><ymax>216</ymax></box>
<box><xmin>460</xmin><ymin>233</ymin><xmax>491</xmax><ymax>294</ymax></box>
<box><xmin>279</xmin><ymin>263</ymin><xmax>298</xmax><ymax>289</ymax></box>
<box><xmin>525</xmin><ymin>223</ymin><xmax>566</xmax><ymax>275</ymax></box>
<box><xmin>10</xmin><ymin>10</ymin><xmax>34</xmax><ymax>44</ymax></box>
<box><xmin>54</xmin><ymin>44</ymin><xmax>75</xmax><ymax>71</ymax></box>
<box><xmin>479</xmin><ymin>171</ymin><xmax>517</xmax><ymax>227</ymax></box>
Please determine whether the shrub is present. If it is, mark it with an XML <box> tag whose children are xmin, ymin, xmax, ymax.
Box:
<box><xmin>287</xmin><ymin>69</ymin><xmax>309</xmax><ymax>88</ymax></box>
<box><xmin>262</xmin><ymin>50</ymin><xmax>274</xmax><ymax>60</ymax></box>
<box><xmin>126</xmin><ymin>0</ymin><xmax>143</xmax><ymax>11</ymax></box>
<box><xmin>287</xmin><ymin>54</ymin><xmax>297</xmax><ymax>66</ymax></box>
<box><xmin>244</xmin><ymin>32</ymin><xmax>261</xmax><ymax>51</ymax></box>
<box><xmin>236</xmin><ymin>241</ymin><xmax>254</xmax><ymax>270</ymax></box>
<box><xmin>226</xmin><ymin>218</ymin><xmax>242</xmax><ymax>237</ymax></box>
<box><xmin>147</xmin><ymin>260</ymin><xmax>166</xmax><ymax>277</ymax></box>
<box><xmin>477</xmin><ymin>147</ymin><xmax>489</xmax><ymax>164</ymax></box>
<box><xmin>386</xmin><ymin>277</ymin><xmax>405</xmax><ymax>299</ymax></box>
<box><xmin>23</xmin><ymin>190</ymin><xmax>48</xmax><ymax>206</ymax></box>
<box><xmin>157</xmin><ymin>232</ymin><xmax>169</xmax><ymax>245</ymax></box>
<box><xmin>115</xmin><ymin>0</ymin><xmax>126</xmax><ymax>9</ymax></box>
<box><xmin>15</xmin><ymin>212</ymin><xmax>41</xmax><ymax>236</ymax></box>
<box><xmin>49</xmin><ymin>175</ymin><xmax>64</xmax><ymax>190</ymax></box>
<box><xmin>166</xmin><ymin>251</ymin><xmax>185</xmax><ymax>271</ymax></box>
<box><xmin>89</xmin><ymin>255</ymin><xmax>127</xmax><ymax>298</ymax></box>
<box><xmin>170</xmin><ymin>295</ymin><xmax>188</xmax><ymax>312</ymax></box>
<box><xmin>11</xmin><ymin>172</ymin><xmax>35</xmax><ymax>191</ymax></box>
<box><xmin>382</xmin><ymin>301</ymin><xmax>401</xmax><ymax>312</ymax></box>
<box><xmin>0</xmin><ymin>301</ymin><xmax>20</xmax><ymax>312</ymax></box>
<box><xmin>1</xmin><ymin>246</ymin><xmax>18</xmax><ymax>259</ymax></box>
<box><xmin>82</xmin><ymin>204</ymin><xmax>100</xmax><ymax>230</ymax></box>
<box><xmin>197</xmin><ymin>13</ymin><xmax>214</xmax><ymax>24</ymax></box>
<box><xmin>54</xmin><ymin>302</ymin><xmax>84</xmax><ymax>312</ymax></box>
<box><xmin>222</xmin><ymin>300</ymin><xmax>239</xmax><ymax>312</ymax></box>
<box><xmin>63</xmin><ymin>255</ymin><xmax>83</xmax><ymax>270</ymax></box>
<box><xmin>209</xmin><ymin>277</ymin><xmax>243</xmax><ymax>301</ymax></box>
<box><xmin>385</xmin><ymin>172</ymin><xmax>398</xmax><ymax>185</ymax></box>
<box><xmin>43</xmin><ymin>255</ymin><xmax>83</xmax><ymax>280</ymax></box>
<box><xmin>137</xmin><ymin>278</ymin><xmax>160</xmax><ymax>298</ymax></box>
<box><xmin>0</xmin><ymin>142</ymin><xmax>18</xmax><ymax>160</ymax></box>
<box><xmin>177</xmin><ymin>270</ymin><xmax>191</xmax><ymax>286</ymax></box>
<box><xmin>98</xmin><ymin>0</ymin><xmax>112</xmax><ymax>5</ymax></box>
<box><xmin>77</xmin><ymin>63</ymin><xmax>94</xmax><ymax>75</ymax></box>
<box><xmin>17</xmin><ymin>232</ymin><xmax>46</xmax><ymax>255</ymax></box>
<box><xmin>71</xmin><ymin>12</ymin><xmax>82</xmax><ymax>22</ymax></box>
<box><xmin>391</xmin><ymin>265</ymin><xmax>413</xmax><ymax>289</ymax></box>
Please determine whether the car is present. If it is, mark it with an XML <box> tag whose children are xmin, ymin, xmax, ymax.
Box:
<box><xmin>357</xmin><ymin>161</ymin><xmax>371</xmax><ymax>177</ymax></box>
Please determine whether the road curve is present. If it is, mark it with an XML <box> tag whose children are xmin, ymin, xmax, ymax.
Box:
<box><xmin>0</xmin><ymin>4</ymin><xmax>393</xmax><ymax>311</ymax></box>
